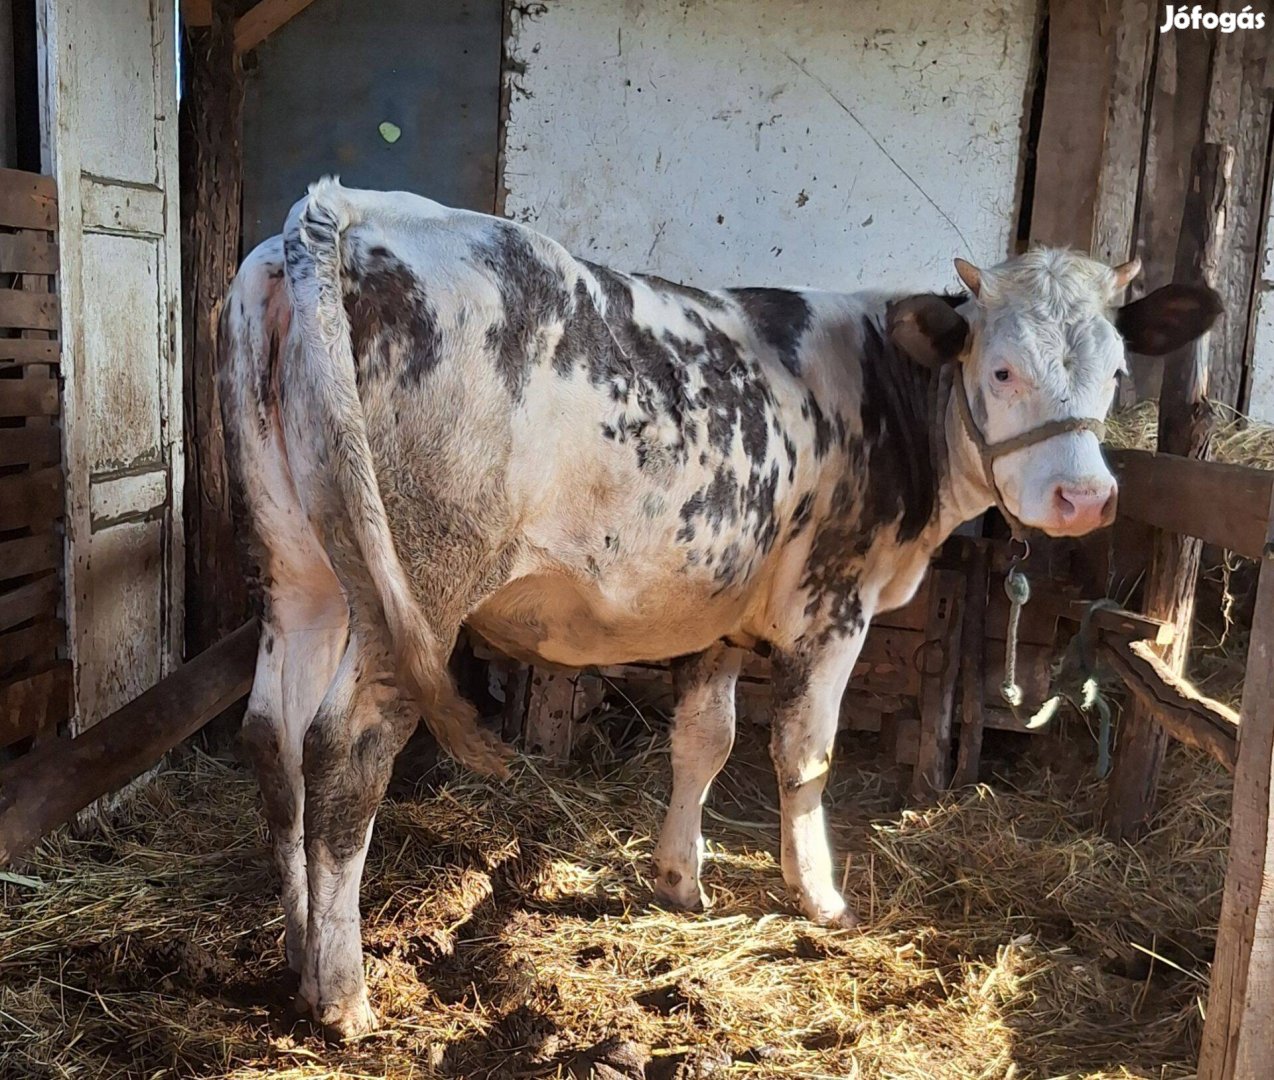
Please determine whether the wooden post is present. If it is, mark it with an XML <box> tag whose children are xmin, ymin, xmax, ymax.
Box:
<box><xmin>1199</xmin><ymin>486</ymin><xmax>1274</xmax><ymax>1079</ymax></box>
<box><xmin>911</xmin><ymin>569</ymin><xmax>964</xmax><ymax>798</ymax></box>
<box><xmin>180</xmin><ymin>0</ymin><xmax>247</xmax><ymax>658</ymax></box>
<box><xmin>954</xmin><ymin>543</ymin><xmax>989</xmax><ymax>787</ymax></box>
<box><xmin>1104</xmin><ymin>142</ymin><xmax>1232</xmax><ymax>840</ymax></box>
<box><xmin>524</xmin><ymin>669</ymin><xmax>577</xmax><ymax>760</ymax></box>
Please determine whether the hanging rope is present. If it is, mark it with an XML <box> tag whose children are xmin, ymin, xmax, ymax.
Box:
<box><xmin>999</xmin><ymin>562</ymin><xmax>1120</xmax><ymax>776</ymax></box>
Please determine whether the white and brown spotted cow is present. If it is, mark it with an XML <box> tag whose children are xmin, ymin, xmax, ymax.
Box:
<box><xmin>219</xmin><ymin>178</ymin><xmax>1219</xmax><ymax>1038</ymax></box>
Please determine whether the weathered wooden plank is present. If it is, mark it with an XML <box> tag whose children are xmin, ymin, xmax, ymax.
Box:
<box><xmin>524</xmin><ymin>668</ymin><xmax>576</xmax><ymax>760</ymax></box>
<box><xmin>0</xmin><ymin>662</ymin><xmax>70</xmax><ymax>749</ymax></box>
<box><xmin>0</xmin><ymin>288</ymin><xmax>59</xmax><ymax>331</ymax></box>
<box><xmin>181</xmin><ymin>0</ymin><xmax>249</xmax><ymax>657</ymax></box>
<box><xmin>0</xmin><ymin>618</ymin><xmax>64</xmax><ymax>678</ymax></box>
<box><xmin>1128</xmin><ymin>25</ymin><xmax>1215</xmax><ymax>401</ymax></box>
<box><xmin>1198</xmin><ymin>484</ymin><xmax>1274</xmax><ymax>1079</ymax></box>
<box><xmin>912</xmin><ymin>569</ymin><xmax>964</xmax><ymax>798</ymax></box>
<box><xmin>0</xmin><ymin>373</ymin><xmax>58</xmax><ymax>416</ymax></box>
<box><xmin>0</xmin><ymin>338</ymin><xmax>60</xmax><ymax>364</ymax></box>
<box><xmin>1101</xmin><ymin>636</ymin><xmax>1237</xmax><ymax>769</ymax></box>
<box><xmin>0</xmin><ymin>467</ymin><xmax>62</xmax><ymax>530</ymax></box>
<box><xmin>1028</xmin><ymin>0</ymin><xmax>1115</xmax><ymax>249</ymax></box>
<box><xmin>0</xmin><ymin>575</ymin><xmax>60</xmax><ymax>634</ymax></box>
<box><xmin>0</xmin><ymin>534</ymin><xmax>59</xmax><ymax>584</ymax></box>
<box><xmin>1092</xmin><ymin>0</ymin><xmax>1158</xmax><ymax>266</ymax></box>
<box><xmin>0</xmin><ymin>232</ymin><xmax>58</xmax><ymax>274</ymax></box>
<box><xmin>0</xmin><ymin>169</ymin><xmax>56</xmax><ymax>231</ymax></box>
<box><xmin>954</xmin><ymin>544</ymin><xmax>989</xmax><ymax>787</ymax></box>
<box><xmin>234</xmin><ymin>0</ymin><xmax>318</xmax><ymax>54</ymax></box>
<box><xmin>1109</xmin><ymin>450</ymin><xmax>1273</xmax><ymax>561</ymax></box>
<box><xmin>1204</xmin><ymin>20</ymin><xmax>1274</xmax><ymax>408</ymax></box>
<box><xmin>0</xmin><ymin>622</ymin><xmax>257</xmax><ymax>864</ymax></box>
<box><xmin>0</xmin><ymin>426</ymin><xmax>60</xmax><ymax>467</ymax></box>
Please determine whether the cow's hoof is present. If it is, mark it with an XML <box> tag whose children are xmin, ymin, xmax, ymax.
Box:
<box><xmin>795</xmin><ymin>890</ymin><xmax>859</xmax><ymax>930</ymax></box>
<box><xmin>652</xmin><ymin>865</ymin><xmax>709</xmax><ymax>913</ymax></box>
<box><xmin>314</xmin><ymin>994</ymin><xmax>378</xmax><ymax>1042</ymax></box>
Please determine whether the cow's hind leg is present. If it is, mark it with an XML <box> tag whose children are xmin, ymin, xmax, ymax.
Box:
<box><xmin>241</xmin><ymin>582</ymin><xmax>346</xmax><ymax>975</ymax></box>
<box><xmin>298</xmin><ymin>627</ymin><xmax>415</xmax><ymax>1040</ymax></box>
<box><xmin>652</xmin><ymin>645</ymin><xmax>741</xmax><ymax>911</ymax></box>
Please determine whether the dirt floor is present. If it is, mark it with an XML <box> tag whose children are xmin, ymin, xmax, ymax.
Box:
<box><xmin>0</xmin><ymin>699</ymin><xmax>1232</xmax><ymax>1080</ymax></box>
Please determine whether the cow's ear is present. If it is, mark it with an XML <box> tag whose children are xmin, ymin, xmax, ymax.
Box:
<box><xmin>1115</xmin><ymin>283</ymin><xmax>1223</xmax><ymax>356</ymax></box>
<box><xmin>887</xmin><ymin>294</ymin><xmax>969</xmax><ymax>369</ymax></box>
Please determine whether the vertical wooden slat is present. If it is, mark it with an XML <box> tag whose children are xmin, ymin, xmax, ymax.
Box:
<box><xmin>911</xmin><ymin>569</ymin><xmax>964</xmax><ymax>799</ymax></box>
<box><xmin>1028</xmin><ymin>0</ymin><xmax>1116</xmax><ymax>250</ymax></box>
<box><xmin>953</xmin><ymin>543</ymin><xmax>989</xmax><ymax>787</ymax></box>
<box><xmin>1198</xmin><ymin>484</ymin><xmax>1274</xmax><ymax>1080</ymax></box>
<box><xmin>1091</xmin><ymin>0</ymin><xmax>1158</xmax><ymax>266</ymax></box>
<box><xmin>524</xmin><ymin>668</ymin><xmax>576</xmax><ymax>761</ymax></box>
<box><xmin>1127</xmin><ymin>24</ymin><xmax>1215</xmax><ymax>401</ymax></box>
<box><xmin>1105</xmin><ymin>143</ymin><xmax>1231</xmax><ymax>840</ymax></box>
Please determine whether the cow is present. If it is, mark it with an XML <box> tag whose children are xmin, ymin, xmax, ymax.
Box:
<box><xmin>219</xmin><ymin>178</ymin><xmax>1220</xmax><ymax>1038</ymax></box>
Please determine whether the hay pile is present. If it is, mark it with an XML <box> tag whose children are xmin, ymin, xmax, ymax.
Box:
<box><xmin>1104</xmin><ymin>400</ymin><xmax>1274</xmax><ymax>466</ymax></box>
<box><xmin>0</xmin><ymin>716</ymin><xmax>1229</xmax><ymax>1080</ymax></box>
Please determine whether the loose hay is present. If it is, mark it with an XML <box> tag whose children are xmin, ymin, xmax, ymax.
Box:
<box><xmin>0</xmin><ymin>720</ymin><xmax>1229</xmax><ymax>1080</ymax></box>
<box><xmin>1104</xmin><ymin>400</ymin><xmax>1274</xmax><ymax>467</ymax></box>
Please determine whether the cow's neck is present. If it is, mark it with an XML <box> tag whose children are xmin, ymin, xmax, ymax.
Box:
<box><xmin>933</xmin><ymin>370</ymin><xmax>998</xmax><ymax>539</ymax></box>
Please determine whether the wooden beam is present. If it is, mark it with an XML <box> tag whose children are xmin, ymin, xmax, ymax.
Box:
<box><xmin>1105</xmin><ymin>143</ymin><xmax>1231</xmax><ymax>840</ymax></box>
<box><xmin>1109</xmin><ymin>449</ymin><xmax>1274</xmax><ymax>562</ymax></box>
<box><xmin>1199</xmin><ymin>483</ymin><xmax>1274</xmax><ymax>1079</ymax></box>
<box><xmin>181</xmin><ymin>0</ymin><xmax>212</xmax><ymax>27</ymax></box>
<box><xmin>234</xmin><ymin>0</ymin><xmax>318</xmax><ymax>54</ymax></box>
<box><xmin>0</xmin><ymin>620</ymin><xmax>257</xmax><ymax>866</ymax></box>
<box><xmin>1101</xmin><ymin>636</ymin><xmax>1237</xmax><ymax>770</ymax></box>
<box><xmin>181</xmin><ymin>0</ymin><xmax>249</xmax><ymax>659</ymax></box>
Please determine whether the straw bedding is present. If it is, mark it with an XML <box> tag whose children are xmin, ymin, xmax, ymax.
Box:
<box><xmin>0</xmin><ymin>710</ymin><xmax>1230</xmax><ymax>1080</ymax></box>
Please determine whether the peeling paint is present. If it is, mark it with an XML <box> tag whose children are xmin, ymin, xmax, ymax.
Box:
<box><xmin>504</xmin><ymin>0</ymin><xmax>1037</xmax><ymax>291</ymax></box>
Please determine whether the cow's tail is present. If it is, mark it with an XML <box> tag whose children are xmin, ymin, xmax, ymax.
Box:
<box><xmin>284</xmin><ymin>178</ymin><xmax>510</xmax><ymax>777</ymax></box>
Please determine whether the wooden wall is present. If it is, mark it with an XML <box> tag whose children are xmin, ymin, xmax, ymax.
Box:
<box><xmin>1027</xmin><ymin>0</ymin><xmax>1274</xmax><ymax>411</ymax></box>
<box><xmin>0</xmin><ymin>168</ymin><xmax>69</xmax><ymax>758</ymax></box>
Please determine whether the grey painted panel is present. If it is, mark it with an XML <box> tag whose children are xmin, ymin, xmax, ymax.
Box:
<box><xmin>242</xmin><ymin>0</ymin><xmax>501</xmax><ymax>250</ymax></box>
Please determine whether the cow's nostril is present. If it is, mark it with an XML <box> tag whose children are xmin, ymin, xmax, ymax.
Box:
<box><xmin>1053</xmin><ymin>486</ymin><xmax>1078</xmax><ymax>520</ymax></box>
<box><xmin>1100</xmin><ymin>489</ymin><xmax>1118</xmax><ymax>525</ymax></box>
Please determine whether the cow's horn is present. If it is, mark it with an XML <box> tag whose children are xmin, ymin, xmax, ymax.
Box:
<box><xmin>1111</xmin><ymin>257</ymin><xmax>1142</xmax><ymax>292</ymax></box>
<box><xmin>954</xmin><ymin>258</ymin><xmax>982</xmax><ymax>297</ymax></box>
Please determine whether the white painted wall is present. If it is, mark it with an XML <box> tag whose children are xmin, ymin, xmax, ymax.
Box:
<box><xmin>503</xmin><ymin>0</ymin><xmax>1038</xmax><ymax>293</ymax></box>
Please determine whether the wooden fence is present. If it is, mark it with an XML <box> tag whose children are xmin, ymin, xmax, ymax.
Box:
<box><xmin>0</xmin><ymin>168</ymin><xmax>68</xmax><ymax>757</ymax></box>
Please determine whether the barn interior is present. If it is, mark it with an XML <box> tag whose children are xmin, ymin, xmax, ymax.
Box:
<box><xmin>3</xmin><ymin>2</ymin><xmax>1274</xmax><ymax>1078</ymax></box>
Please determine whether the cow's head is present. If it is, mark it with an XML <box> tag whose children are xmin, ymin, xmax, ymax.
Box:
<box><xmin>889</xmin><ymin>249</ymin><xmax>1222</xmax><ymax>537</ymax></box>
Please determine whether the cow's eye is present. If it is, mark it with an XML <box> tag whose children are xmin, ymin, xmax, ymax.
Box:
<box><xmin>993</xmin><ymin>368</ymin><xmax>1013</xmax><ymax>384</ymax></box>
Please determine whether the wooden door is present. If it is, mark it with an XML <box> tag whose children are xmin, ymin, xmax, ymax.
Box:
<box><xmin>38</xmin><ymin>0</ymin><xmax>183</xmax><ymax>733</ymax></box>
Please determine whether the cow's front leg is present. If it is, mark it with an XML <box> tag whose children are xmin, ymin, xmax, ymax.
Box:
<box><xmin>652</xmin><ymin>645</ymin><xmax>742</xmax><ymax>911</ymax></box>
<box><xmin>299</xmin><ymin>634</ymin><xmax>414</xmax><ymax>1040</ymax></box>
<box><xmin>770</xmin><ymin>635</ymin><xmax>864</xmax><ymax>928</ymax></box>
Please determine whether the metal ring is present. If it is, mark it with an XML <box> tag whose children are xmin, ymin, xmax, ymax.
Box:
<box><xmin>913</xmin><ymin>638</ymin><xmax>949</xmax><ymax>678</ymax></box>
